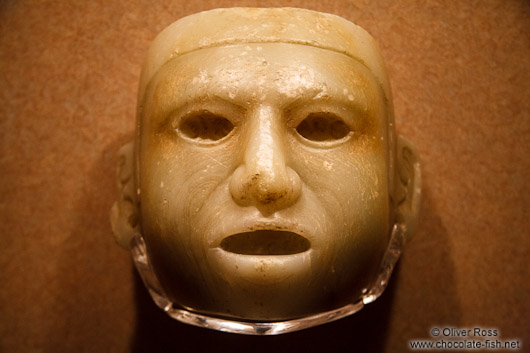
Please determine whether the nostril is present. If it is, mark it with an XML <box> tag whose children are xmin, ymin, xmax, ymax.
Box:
<box><xmin>220</xmin><ymin>230</ymin><xmax>310</xmax><ymax>255</ymax></box>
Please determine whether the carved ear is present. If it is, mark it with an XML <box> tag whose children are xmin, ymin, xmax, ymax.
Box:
<box><xmin>394</xmin><ymin>135</ymin><xmax>422</xmax><ymax>241</ymax></box>
<box><xmin>110</xmin><ymin>141</ymin><xmax>140</xmax><ymax>248</ymax></box>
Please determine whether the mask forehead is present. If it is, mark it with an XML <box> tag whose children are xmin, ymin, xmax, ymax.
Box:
<box><xmin>137</xmin><ymin>8</ymin><xmax>392</xmax><ymax>103</ymax></box>
<box><xmin>145</xmin><ymin>43</ymin><xmax>380</xmax><ymax>126</ymax></box>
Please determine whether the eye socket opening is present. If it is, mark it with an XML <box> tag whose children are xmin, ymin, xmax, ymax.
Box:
<box><xmin>178</xmin><ymin>111</ymin><xmax>234</xmax><ymax>142</ymax></box>
<box><xmin>296</xmin><ymin>112</ymin><xmax>351</xmax><ymax>142</ymax></box>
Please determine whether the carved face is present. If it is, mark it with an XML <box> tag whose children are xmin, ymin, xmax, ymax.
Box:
<box><xmin>138</xmin><ymin>43</ymin><xmax>391</xmax><ymax>320</ymax></box>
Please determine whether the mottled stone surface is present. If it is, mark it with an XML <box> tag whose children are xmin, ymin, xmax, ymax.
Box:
<box><xmin>1</xmin><ymin>1</ymin><xmax>529</xmax><ymax>352</ymax></box>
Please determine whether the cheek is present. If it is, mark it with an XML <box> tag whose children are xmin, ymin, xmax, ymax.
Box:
<box><xmin>290</xmin><ymin>137</ymin><xmax>388</xmax><ymax>228</ymax></box>
<box><xmin>289</xmin><ymin>140</ymin><xmax>389</xmax><ymax>292</ymax></box>
<box><xmin>139</xmin><ymin>137</ymin><xmax>236</xmax><ymax>246</ymax></box>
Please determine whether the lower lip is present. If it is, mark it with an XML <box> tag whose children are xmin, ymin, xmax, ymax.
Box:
<box><xmin>208</xmin><ymin>248</ymin><xmax>313</xmax><ymax>285</ymax></box>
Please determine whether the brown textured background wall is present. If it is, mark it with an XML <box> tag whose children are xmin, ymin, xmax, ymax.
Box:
<box><xmin>1</xmin><ymin>1</ymin><xmax>529</xmax><ymax>352</ymax></box>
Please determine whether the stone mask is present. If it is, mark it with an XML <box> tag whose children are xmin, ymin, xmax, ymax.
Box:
<box><xmin>111</xmin><ymin>8</ymin><xmax>421</xmax><ymax>335</ymax></box>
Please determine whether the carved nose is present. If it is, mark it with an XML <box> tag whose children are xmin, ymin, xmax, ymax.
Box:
<box><xmin>230</xmin><ymin>164</ymin><xmax>301</xmax><ymax>210</ymax></box>
<box><xmin>229</xmin><ymin>107</ymin><xmax>301</xmax><ymax>212</ymax></box>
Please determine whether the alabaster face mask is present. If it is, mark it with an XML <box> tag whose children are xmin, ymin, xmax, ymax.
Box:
<box><xmin>111</xmin><ymin>8</ymin><xmax>421</xmax><ymax>335</ymax></box>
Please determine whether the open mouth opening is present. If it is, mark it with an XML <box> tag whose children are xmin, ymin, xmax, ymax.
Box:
<box><xmin>220</xmin><ymin>230</ymin><xmax>310</xmax><ymax>255</ymax></box>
